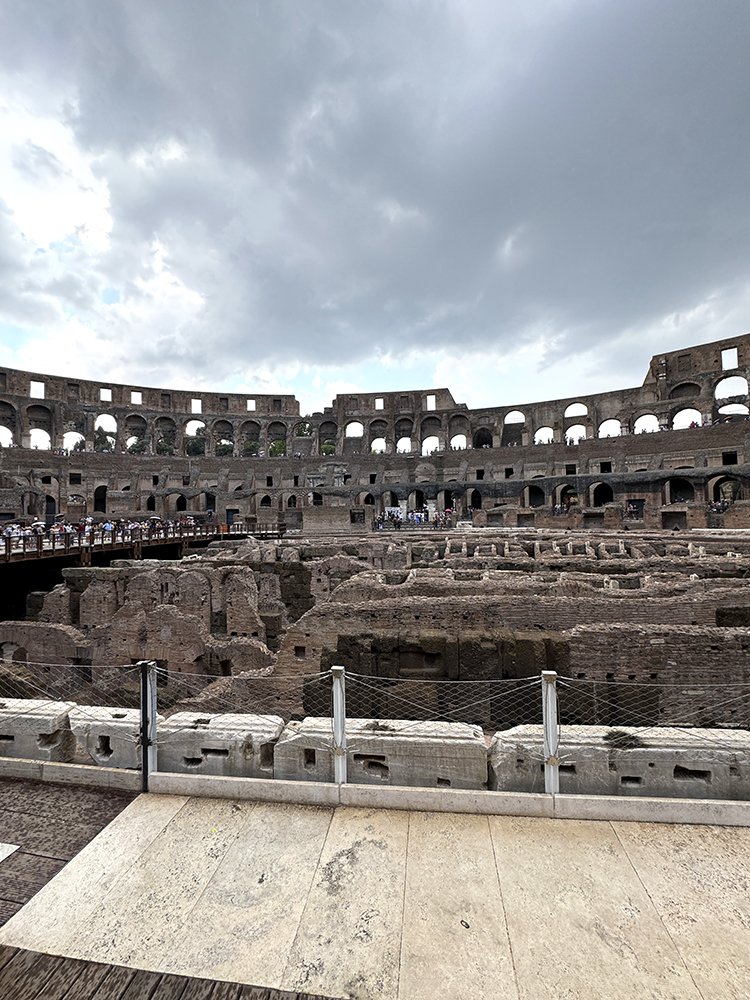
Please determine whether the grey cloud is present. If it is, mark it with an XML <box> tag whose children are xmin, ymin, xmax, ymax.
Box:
<box><xmin>1</xmin><ymin>0</ymin><xmax>749</xmax><ymax>389</ymax></box>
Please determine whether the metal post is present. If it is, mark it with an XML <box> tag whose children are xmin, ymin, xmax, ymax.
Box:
<box><xmin>139</xmin><ymin>660</ymin><xmax>158</xmax><ymax>792</ymax></box>
<box><xmin>331</xmin><ymin>665</ymin><xmax>348</xmax><ymax>785</ymax></box>
<box><xmin>541</xmin><ymin>670</ymin><xmax>559</xmax><ymax>794</ymax></box>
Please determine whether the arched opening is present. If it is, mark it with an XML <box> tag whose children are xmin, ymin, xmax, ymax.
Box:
<box><xmin>27</xmin><ymin>404</ymin><xmax>53</xmax><ymax>449</ymax></box>
<box><xmin>93</xmin><ymin>485</ymin><xmax>107</xmax><ymax>513</ymax></box>
<box><xmin>669</xmin><ymin>382</ymin><xmax>701</xmax><ymax>399</ymax></box>
<box><xmin>592</xmin><ymin>482</ymin><xmax>614</xmax><ymax>507</ymax></box>
<box><xmin>420</xmin><ymin>417</ymin><xmax>441</xmax><ymax>455</ymax></box>
<box><xmin>240</xmin><ymin>420</ymin><xmax>261</xmax><ymax>456</ymax></box>
<box><xmin>664</xmin><ymin>477</ymin><xmax>695</xmax><ymax>504</ymax></box>
<box><xmin>312</xmin><ymin>492</ymin><xmax>323</xmax><ymax>506</ymax></box>
<box><xmin>634</xmin><ymin>413</ymin><xmax>659</xmax><ymax>434</ymax></box>
<box><xmin>268</xmin><ymin>421</ymin><xmax>287</xmax><ymax>457</ymax></box>
<box><xmin>715</xmin><ymin>376</ymin><xmax>748</xmax><ymax>400</ymax></box>
<box><xmin>213</xmin><ymin>420</ymin><xmax>234</xmax><ymax>457</ymax></box>
<box><xmin>395</xmin><ymin>418</ymin><xmax>413</xmax><ymax>454</ymax></box>
<box><xmin>717</xmin><ymin>403</ymin><xmax>749</xmax><ymax>420</ymax></box>
<box><xmin>124</xmin><ymin>414</ymin><xmax>148</xmax><ymax>454</ymax></box>
<box><xmin>154</xmin><ymin>417</ymin><xmax>177</xmax><ymax>455</ymax></box>
<box><xmin>319</xmin><ymin>420</ymin><xmax>337</xmax><ymax>456</ymax></box>
<box><xmin>368</xmin><ymin>419</ymin><xmax>388</xmax><ymax>452</ymax></box>
<box><xmin>287</xmin><ymin>495</ymin><xmax>298</xmax><ymax>508</ymax></box>
<box><xmin>293</xmin><ymin>419</ymin><xmax>313</xmax><ymax>437</ymax></box>
<box><xmin>176</xmin><ymin>494</ymin><xmax>188</xmax><ymax>512</ymax></box>
<box><xmin>184</xmin><ymin>419</ymin><xmax>206</xmax><ymax>456</ymax></box>
<box><xmin>565</xmin><ymin>424</ymin><xmax>586</xmax><ymax>444</ymax></box>
<box><xmin>672</xmin><ymin>408</ymin><xmax>702</xmax><ymax>430</ymax></box>
<box><xmin>45</xmin><ymin>494</ymin><xmax>56</xmax><ymax>522</ymax></box>
<box><xmin>0</xmin><ymin>402</ymin><xmax>17</xmax><ymax>447</ymax></box>
<box><xmin>396</xmin><ymin>436</ymin><xmax>413</xmax><ymax>453</ymax></box>
<box><xmin>526</xmin><ymin>485</ymin><xmax>545</xmax><ymax>508</ymax></box>
<box><xmin>711</xmin><ymin>476</ymin><xmax>741</xmax><ymax>503</ymax></box>
<box><xmin>146</xmin><ymin>495</ymin><xmax>156</xmax><ymax>511</ymax></box>
<box><xmin>363</xmin><ymin>493</ymin><xmax>375</xmax><ymax>506</ymax></box>
<box><xmin>557</xmin><ymin>484</ymin><xmax>578</xmax><ymax>509</ymax></box>
<box><xmin>472</xmin><ymin>428</ymin><xmax>493</xmax><ymax>449</ymax></box>
<box><xmin>260</xmin><ymin>495</ymin><xmax>272</xmax><ymax>507</ymax></box>
<box><xmin>345</xmin><ymin>421</ymin><xmax>364</xmax><ymax>437</ymax></box>
<box><xmin>94</xmin><ymin>413</ymin><xmax>117</xmax><ymax>452</ymax></box>
<box><xmin>449</xmin><ymin>434</ymin><xmax>467</xmax><ymax>450</ymax></box>
<box><xmin>382</xmin><ymin>490</ymin><xmax>398</xmax><ymax>509</ymax></box>
<box><xmin>501</xmin><ymin>410</ymin><xmax>524</xmax><ymax>447</ymax></box>
<box><xmin>371</xmin><ymin>437</ymin><xmax>387</xmax><ymax>454</ymax></box>
<box><xmin>410</xmin><ymin>489</ymin><xmax>425</xmax><ymax>510</ymax></box>
<box><xmin>469</xmin><ymin>489</ymin><xmax>482</xmax><ymax>509</ymax></box>
<box><xmin>448</xmin><ymin>415</ymin><xmax>470</xmax><ymax>450</ymax></box>
<box><xmin>534</xmin><ymin>426</ymin><xmax>554</xmax><ymax>445</ymax></box>
<box><xmin>564</xmin><ymin>402</ymin><xmax>588</xmax><ymax>418</ymax></box>
<box><xmin>598</xmin><ymin>419</ymin><xmax>621</xmax><ymax>438</ymax></box>
<box><xmin>421</xmin><ymin>436</ymin><xmax>440</xmax><ymax>456</ymax></box>
<box><xmin>29</xmin><ymin>428</ymin><xmax>52</xmax><ymax>449</ymax></box>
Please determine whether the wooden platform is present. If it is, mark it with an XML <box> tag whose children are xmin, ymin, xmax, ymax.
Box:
<box><xmin>0</xmin><ymin>778</ymin><xmax>138</xmax><ymax>926</ymax></box>
<box><xmin>0</xmin><ymin>946</ymin><xmax>334</xmax><ymax>999</ymax></box>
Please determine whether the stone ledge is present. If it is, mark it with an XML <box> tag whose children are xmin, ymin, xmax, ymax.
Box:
<box><xmin>339</xmin><ymin>783</ymin><xmax>554</xmax><ymax>816</ymax></box>
<box><xmin>148</xmin><ymin>771</ymin><xmax>340</xmax><ymax>806</ymax></box>
<box><xmin>0</xmin><ymin>756</ymin><xmax>141</xmax><ymax>791</ymax></box>
<box><xmin>553</xmin><ymin>793</ymin><xmax>750</xmax><ymax>826</ymax></box>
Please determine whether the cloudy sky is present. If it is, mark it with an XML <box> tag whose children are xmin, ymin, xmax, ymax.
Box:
<box><xmin>0</xmin><ymin>0</ymin><xmax>748</xmax><ymax>414</ymax></box>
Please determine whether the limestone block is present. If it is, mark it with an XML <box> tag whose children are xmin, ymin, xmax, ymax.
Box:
<box><xmin>158</xmin><ymin>712</ymin><xmax>284</xmax><ymax>777</ymax></box>
<box><xmin>69</xmin><ymin>706</ymin><xmax>163</xmax><ymax>769</ymax></box>
<box><xmin>489</xmin><ymin>724</ymin><xmax>750</xmax><ymax>800</ymax></box>
<box><xmin>274</xmin><ymin>717</ymin><xmax>488</xmax><ymax>789</ymax></box>
<box><xmin>0</xmin><ymin>698</ymin><xmax>77</xmax><ymax>762</ymax></box>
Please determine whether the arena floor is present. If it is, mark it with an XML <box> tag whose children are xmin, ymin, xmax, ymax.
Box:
<box><xmin>0</xmin><ymin>793</ymin><xmax>748</xmax><ymax>999</ymax></box>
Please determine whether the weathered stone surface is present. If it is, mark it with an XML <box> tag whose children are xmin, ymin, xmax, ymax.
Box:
<box><xmin>69</xmin><ymin>706</ymin><xmax>163</xmax><ymax>769</ymax></box>
<box><xmin>490</xmin><ymin>724</ymin><xmax>750</xmax><ymax>799</ymax></box>
<box><xmin>158</xmin><ymin>711</ymin><xmax>284</xmax><ymax>777</ymax></box>
<box><xmin>274</xmin><ymin>717</ymin><xmax>488</xmax><ymax>788</ymax></box>
<box><xmin>0</xmin><ymin>698</ymin><xmax>77</xmax><ymax>761</ymax></box>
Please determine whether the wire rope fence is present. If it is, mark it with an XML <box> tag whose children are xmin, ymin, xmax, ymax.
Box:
<box><xmin>0</xmin><ymin>659</ymin><xmax>748</xmax><ymax>801</ymax></box>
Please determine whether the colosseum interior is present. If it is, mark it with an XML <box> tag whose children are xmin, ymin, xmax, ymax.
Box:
<box><xmin>2</xmin><ymin>332</ymin><xmax>750</xmax><ymax>760</ymax></box>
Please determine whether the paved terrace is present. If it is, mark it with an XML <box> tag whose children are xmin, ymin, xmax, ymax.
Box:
<box><xmin>0</xmin><ymin>792</ymin><xmax>748</xmax><ymax>999</ymax></box>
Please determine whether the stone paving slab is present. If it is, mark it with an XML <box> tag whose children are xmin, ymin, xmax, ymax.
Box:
<box><xmin>1</xmin><ymin>794</ymin><xmax>749</xmax><ymax>999</ymax></box>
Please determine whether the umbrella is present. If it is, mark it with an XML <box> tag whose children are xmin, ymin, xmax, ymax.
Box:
<box><xmin>31</xmin><ymin>521</ymin><xmax>47</xmax><ymax>528</ymax></box>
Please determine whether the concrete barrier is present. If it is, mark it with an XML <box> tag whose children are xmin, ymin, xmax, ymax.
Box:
<box><xmin>158</xmin><ymin>712</ymin><xmax>284</xmax><ymax>778</ymax></box>
<box><xmin>0</xmin><ymin>698</ymin><xmax>77</xmax><ymax>762</ymax></box>
<box><xmin>274</xmin><ymin>717</ymin><xmax>489</xmax><ymax>789</ymax></box>
<box><xmin>490</xmin><ymin>724</ymin><xmax>750</xmax><ymax>800</ymax></box>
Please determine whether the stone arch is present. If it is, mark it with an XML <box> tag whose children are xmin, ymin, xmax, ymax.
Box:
<box><xmin>28</xmin><ymin>404</ymin><xmax>53</xmax><ymax>449</ymax></box>
<box><xmin>525</xmin><ymin>484</ymin><xmax>545</xmax><ymax>508</ymax></box>
<box><xmin>565</xmin><ymin>424</ymin><xmax>586</xmax><ymax>444</ymax></box>
<box><xmin>669</xmin><ymin>382</ymin><xmax>701</xmax><ymax>399</ymax></box>
<box><xmin>448</xmin><ymin>414</ymin><xmax>470</xmax><ymax>449</ymax></box>
<box><xmin>240</xmin><ymin>420</ymin><xmax>261</xmax><ymax>456</ymax></box>
<box><xmin>345</xmin><ymin>420</ymin><xmax>364</xmax><ymax>438</ymax></box>
<box><xmin>501</xmin><ymin>410</ymin><xmax>525</xmax><ymax>447</ymax></box>
<box><xmin>287</xmin><ymin>494</ymin><xmax>298</xmax><ymax>508</ymax></box>
<box><xmin>564</xmin><ymin>402</ymin><xmax>588</xmax><ymax>418</ymax></box>
<box><xmin>469</xmin><ymin>488</ymin><xmax>482</xmax><ymax>509</ymax></box>
<box><xmin>634</xmin><ymin>413</ymin><xmax>659</xmax><ymax>434</ymax></box>
<box><xmin>212</xmin><ymin>419</ymin><xmax>234</xmax><ymax>456</ymax></box>
<box><xmin>154</xmin><ymin>416</ymin><xmax>177</xmax><ymax>455</ymax></box>
<box><xmin>319</xmin><ymin>420</ymin><xmax>337</xmax><ymax>456</ymax></box>
<box><xmin>146</xmin><ymin>494</ymin><xmax>156</xmax><ymax>511</ymax></box>
<box><xmin>184</xmin><ymin>419</ymin><xmax>206</xmax><ymax>456</ymax></box>
<box><xmin>598</xmin><ymin>419</ymin><xmax>621</xmax><ymax>438</ymax></box>
<box><xmin>714</xmin><ymin>376</ymin><xmax>748</xmax><ymax>400</ymax></box>
<box><xmin>591</xmin><ymin>482</ymin><xmax>614</xmax><ymax>507</ymax></box>
<box><xmin>93</xmin><ymin>485</ymin><xmax>107</xmax><ymax>513</ymax></box>
<box><xmin>363</xmin><ymin>493</ymin><xmax>375</xmax><ymax>506</ymax></box>
<box><xmin>259</xmin><ymin>495</ymin><xmax>272</xmax><ymax>507</ymax></box>
<box><xmin>472</xmin><ymin>427</ymin><xmax>493</xmax><ymax>449</ymax></box>
<box><xmin>395</xmin><ymin>417</ymin><xmax>413</xmax><ymax>453</ymax></box>
<box><xmin>555</xmin><ymin>483</ymin><xmax>578</xmax><ymax>508</ymax></box>
<box><xmin>62</xmin><ymin>430</ymin><xmax>84</xmax><ymax>452</ymax></box>
<box><xmin>124</xmin><ymin>413</ymin><xmax>148</xmax><ymax>452</ymax></box>
<box><xmin>708</xmin><ymin>475</ymin><xmax>741</xmax><ymax>503</ymax></box>
<box><xmin>664</xmin><ymin>477</ymin><xmax>695</xmax><ymax>503</ymax></box>
<box><xmin>267</xmin><ymin>421</ymin><xmax>287</xmax><ymax>457</ymax></box>
<box><xmin>94</xmin><ymin>413</ymin><xmax>117</xmax><ymax>452</ymax></box>
<box><xmin>369</xmin><ymin>418</ymin><xmax>388</xmax><ymax>454</ymax></box>
<box><xmin>672</xmin><ymin>408</ymin><xmax>702</xmax><ymax>430</ymax></box>
<box><xmin>175</xmin><ymin>494</ymin><xmax>188</xmax><ymax>512</ymax></box>
<box><xmin>534</xmin><ymin>426</ymin><xmax>554</xmax><ymax>445</ymax></box>
<box><xmin>0</xmin><ymin>401</ymin><xmax>18</xmax><ymax>446</ymax></box>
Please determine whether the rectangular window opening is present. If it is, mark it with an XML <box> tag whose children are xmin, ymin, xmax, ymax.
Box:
<box><xmin>247</xmin><ymin>399</ymin><xmax>256</xmax><ymax>411</ymax></box>
<box><xmin>99</xmin><ymin>386</ymin><xmax>111</xmax><ymax>402</ymax></box>
<box><xmin>30</xmin><ymin>380</ymin><xmax>45</xmax><ymax>399</ymax></box>
<box><xmin>426</xmin><ymin>394</ymin><xmax>436</xmax><ymax>411</ymax></box>
<box><xmin>191</xmin><ymin>398</ymin><xmax>202</xmax><ymax>414</ymax></box>
<box><xmin>130</xmin><ymin>390</ymin><xmax>142</xmax><ymax>405</ymax></box>
<box><xmin>375</xmin><ymin>397</ymin><xmax>384</xmax><ymax>410</ymax></box>
<box><xmin>722</xmin><ymin>347</ymin><xmax>739</xmax><ymax>370</ymax></box>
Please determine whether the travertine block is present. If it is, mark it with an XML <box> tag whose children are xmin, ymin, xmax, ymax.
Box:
<box><xmin>69</xmin><ymin>706</ymin><xmax>161</xmax><ymax>769</ymax></box>
<box><xmin>274</xmin><ymin>717</ymin><xmax>488</xmax><ymax>789</ymax></box>
<box><xmin>489</xmin><ymin>724</ymin><xmax>750</xmax><ymax>799</ymax></box>
<box><xmin>0</xmin><ymin>698</ymin><xmax>77</xmax><ymax>762</ymax></box>
<box><xmin>158</xmin><ymin>712</ymin><xmax>284</xmax><ymax>777</ymax></box>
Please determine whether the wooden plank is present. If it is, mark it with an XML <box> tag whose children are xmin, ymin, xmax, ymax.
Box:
<box><xmin>88</xmin><ymin>963</ymin><xmax>136</xmax><ymax>1000</ymax></box>
<box><xmin>0</xmin><ymin>948</ymin><xmax>59</xmax><ymax>999</ymax></box>
<box><xmin>0</xmin><ymin>944</ymin><xmax>19</xmax><ymax>972</ymax></box>
<box><xmin>208</xmin><ymin>982</ymin><xmax>242</xmax><ymax>1000</ymax></box>
<box><xmin>0</xmin><ymin>898</ymin><xmax>22</xmax><ymax>925</ymax></box>
<box><xmin>116</xmin><ymin>968</ymin><xmax>164</xmax><ymax>1000</ymax></box>
<box><xmin>32</xmin><ymin>955</ymin><xmax>109</xmax><ymax>1000</ymax></box>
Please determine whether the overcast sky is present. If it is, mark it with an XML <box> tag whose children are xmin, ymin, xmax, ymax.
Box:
<box><xmin>0</xmin><ymin>0</ymin><xmax>748</xmax><ymax>414</ymax></box>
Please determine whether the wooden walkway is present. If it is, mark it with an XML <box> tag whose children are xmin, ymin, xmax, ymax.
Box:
<box><xmin>0</xmin><ymin>946</ymin><xmax>335</xmax><ymax>999</ymax></box>
<box><xmin>0</xmin><ymin>778</ymin><xmax>138</xmax><ymax>927</ymax></box>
